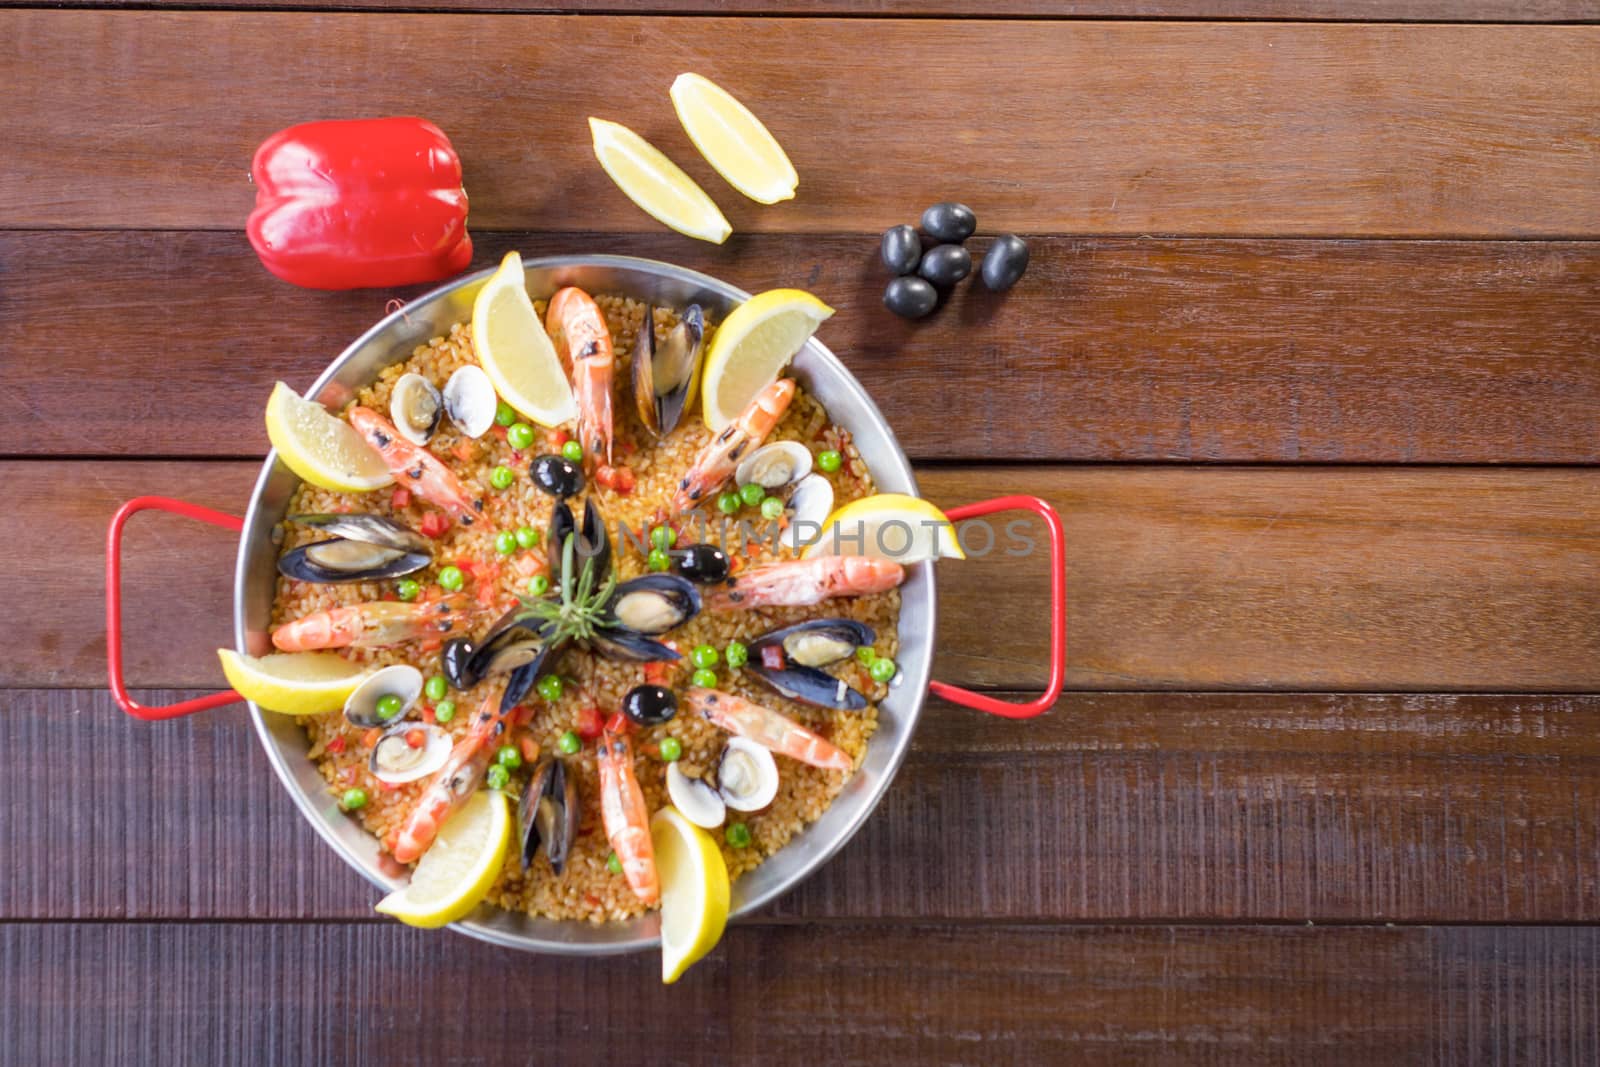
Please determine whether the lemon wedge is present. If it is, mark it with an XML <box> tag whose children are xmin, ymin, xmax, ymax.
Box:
<box><xmin>374</xmin><ymin>790</ymin><xmax>512</xmax><ymax>929</ymax></box>
<box><xmin>264</xmin><ymin>381</ymin><xmax>392</xmax><ymax>492</ymax></box>
<box><xmin>217</xmin><ymin>649</ymin><xmax>369</xmax><ymax>716</ymax></box>
<box><xmin>699</xmin><ymin>288</ymin><xmax>834</xmax><ymax>431</ymax></box>
<box><xmin>804</xmin><ymin>493</ymin><xmax>967</xmax><ymax>563</ymax></box>
<box><xmin>472</xmin><ymin>251</ymin><xmax>577</xmax><ymax>428</ymax></box>
<box><xmin>670</xmin><ymin>73</ymin><xmax>798</xmax><ymax>205</ymax></box>
<box><xmin>589</xmin><ymin>118</ymin><xmax>731</xmax><ymax>245</ymax></box>
<box><xmin>652</xmin><ymin>806</ymin><xmax>731</xmax><ymax>983</ymax></box>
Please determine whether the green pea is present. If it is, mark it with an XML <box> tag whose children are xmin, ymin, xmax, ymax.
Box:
<box><xmin>507</xmin><ymin>422</ymin><xmax>535</xmax><ymax>450</ymax></box>
<box><xmin>562</xmin><ymin>440</ymin><xmax>584</xmax><ymax>463</ymax></box>
<box><xmin>495</xmin><ymin>401</ymin><xmax>517</xmax><ymax>427</ymax></box>
<box><xmin>760</xmin><ymin>496</ymin><xmax>784</xmax><ymax>520</ymax></box>
<box><xmin>489</xmin><ymin>465</ymin><xmax>515</xmax><ymax>491</ymax></box>
<box><xmin>648</xmin><ymin>548</ymin><xmax>671</xmax><ymax>572</ymax></box>
<box><xmin>395</xmin><ymin>579</ymin><xmax>421</xmax><ymax>602</ymax></box>
<box><xmin>691</xmin><ymin>668</ymin><xmax>718</xmax><ymax>689</ymax></box>
<box><xmin>495</xmin><ymin>530</ymin><xmax>517</xmax><ymax>555</ymax></box>
<box><xmin>817</xmin><ymin>449</ymin><xmax>843</xmax><ymax>473</ymax></box>
<box><xmin>855</xmin><ymin>646</ymin><xmax>877</xmax><ymax>665</ymax></box>
<box><xmin>738</xmin><ymin>482</ymin><xmax>765</xmax><ymax>507</ymax></box>
<box><xmin>725</xmin><ymin>641</ymin><xmax>748</xmax><ymax>669</ymax></box>
<box><xmin>339</xmin><ymin>787</ymin><xmax>368</xmax><ymax>811</ymax></box>
<box><xmin>537</xmin><ymin>675</ymin><xmax>564</xmax><ymax>702</ymax></box>
<box><xmin>496</xmin><ymin>744</ymin><xmax>523</xmax><ymax>769</ymax></box>
<box><xmin>557</xmin><ymin>730</ymin><xmax>581</xmax><ymax>755</ymax></box>
<box><xmin>607</xmin><ymin>851</ymin><xmax>623</xmax><ymax>875</ymax></box>
<box><xmin>434</xmin><ymin>699</ymin><xmax>457</xmax><ymax>724</ymax></box>
<box><xmin>437</xmin><ymin>565</ymin><xmax>464</xmax><ymax>591</ymax></box>
<box><xmin>690</xmin><ymin>644</ymin><xmax>719</xmax><ymax>669</ymax></box>
<box><xmin>717</xmin><ymin>492</ymin><xmax>741</xmax><ymax>515</ymax></box>
<box><xmin>726</xmin><ymin>822</ymin><xmax>752</xmax><ymax>849</ymax></box>
<box><xmin>651</xmin><ymin>525</ymin><xmax>677</xmax><ymax>550</ymax></box>
<box><xmin>658</xmin><ymin>737</ymin><xmax>683</xmax><ymax>762</ymax></box>
<box><xmin>528</xmin><ymin>574</ymin><xmax>550</xmax><ymax>597</ymax></box>
<box><xmin>486</xmin><ymin>764</ymin><xmax>510</xmax><ymax>790</ymax></box>
<box><xmin>869</xmin><ymin>657</ymin><xmax>897</xmax><ymax>683</ymax></box>
<box><xmin>424</xmin><ymin>675</ymin><xmax>448</xmax><ymax>702</ymax></box>
<box><xmin>515</xmin><ymin>525</ymin><xmax>540</xmax><ymax>549</ymax></box>
<box><xmin>375</xmin><ymin>694</ymin><xmax>404</xmax><ymax>721</ymax></box>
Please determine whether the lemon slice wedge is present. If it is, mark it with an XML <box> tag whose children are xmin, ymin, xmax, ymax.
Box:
<box><xmin>670</xmin><ymin>73</ymin><xmax>798</xmax><ymax>205</ymax></box>
<box><xmin>652</xmin><ymin>806</ymin><xmax>731</xmax><ymax>983</ymax></box>
<box><xmin>804</xmin><ymin>493</ymin><xmax>967</xmax><ymax>563</ymax></box>
<box><xmin>699</xmin><ymin>288</ymin><xmax>834</xmax><ymax>431</ymax></box>
<box><xmin>472</xmin><ymin>251</ymin><xmax>577</xmax><ymax>428</ymax></box>
<box><xmin>589</xmin><ymin>118</ymin><xmax>732</xmax><ymax>245</ymax></box>
<box><xmin>264</xmin><ymin>381</ymin><xmax>392</xmax><ymax>492</ymax></box>
<box><xmin>374</xmin><ymin>790</ymin><xmax>512</xmax><ymax>929</ymax></box>
<box><xmin>217</xmin><ymin>649</ymin><xmax>369</xmax><ymax>716</ymax></box>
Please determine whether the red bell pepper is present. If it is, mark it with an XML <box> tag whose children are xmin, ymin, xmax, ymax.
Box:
<box><xmin>248</xmin><ymin>117</ymin><xmax>473</xmax><ymax>290</ymax></box>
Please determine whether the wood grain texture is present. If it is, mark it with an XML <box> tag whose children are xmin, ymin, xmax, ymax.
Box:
<box><xmin>11</xmin><ymin>688</ymin><xmax>1600</xmax><ymax>923</ymax></box>
<box><xmin>8</xmin><ymin>231</ymin><xmax>1600</xmax><ymax>464</ymax></box>
<box><xmin>38</xmin><ymin>460</ymin><xmax>1599</xmax><ymax>692</ymax></box>
<box><xmin>4</xmin><ymin>14</ymin><xmax>1598</xmax><ymax>236</ymax></box>
<box><xmin>2</xmin><ymin>921</ymin><xmax>1596</xmax><ymax>1065</ymax></box>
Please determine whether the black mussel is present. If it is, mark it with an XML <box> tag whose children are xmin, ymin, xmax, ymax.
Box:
<box><xmin>881</xmin><ymin>224</ymin><xmax>921</xmax><ymax>276</ymax></box>
<box><xmin>981</xmin><ymin>234</ymin><xmax>1030</xmax><ymax>291</ymax></box>
<box><xmin>671</xmin><ymin>543</ymin><xmax>731</xmax><ymax>584</ymax></box>
<box><xmin>632</xmin><ymin>304</ymin><xmax>705</xmax><ymax>439</ymax></box>
<box><xmin>622</xmin><ymin>684</ymin><xmax>678</xmax><ymax>727</ymax></box>
<box><xmin>519</xmin><ymin>755</ymin><xmax>579</xmax><ymax>874</ymax></box>
<box><xmin>920</xmin><ymin>201</ymin><xmax>977</xmax><ymax>243</ymax></box>
<box><xmin>531</xmin><ymin>454</ymin><xmax>585</xmax><ymax>498</ymax></box>
<box><xmin>548</xmin><ymin>498</ymin><xmax>611</xmax><ymax>585</ymax></box>
<box><xmin>752</xmin><ymin>618</ymin><xmax>876</xmax><ymax>668</ymax></box>
<box><xmin>588</xmin><ymin>630</ymin><xmax>681</xmax><ymax>663</ymax></box>
<box><xmin>883</xmin><ymin>276</ymin><xmax>938</xmax><ymax>320</ymax></box>
<box><xmin>747</xmin><ymin>663</ymin><xmax>868</xmax><ymax>712</ymax></box>
<box><xmin>456</xmin><ymin>606</ymin><xmax>564</xmax><ymax>709</ymax></box>
<box><xmin>607</xmin><ymin>573</ymin><xmax>701</xmax><ymax>635</ymax></box>
<box><xmin>278</xmin><ymin>514</ymin><xmax>432</xmax><ymax>583</ymax></box>
<box><xmin>441</xmin><ymin>636</ymin><xmax>480</xmax><ymax>690</ymax></box>
<box><xmin>918</xmin><ymin>243</ymin><xmax>971</xmax><ymax>288</ymax></box>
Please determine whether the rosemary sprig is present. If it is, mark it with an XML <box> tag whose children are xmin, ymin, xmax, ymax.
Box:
<box><xmin>520</xmin><ymin>533</ymin><xmax>616</xmax><ymax>645</ymax></box>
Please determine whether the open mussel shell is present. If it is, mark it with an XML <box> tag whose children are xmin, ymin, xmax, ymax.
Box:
<box><xmin>746</xmin><ymin>619</ymin><xmax>876</xmax><ymax>711</ymax></box>
<box><xmin>343</xmin><ymin>664</ymin><xmax>423</xmax><ymax>728</ymax></box>
<box><xmin>667</xmin><ymin>762</ymin><xmax>726</xmax><ymax>829</ymax></box>
<box><xmin>519</xmin><ymin>755</ymin><xmax>580</xmax><ymax>874</ymax></box>
<box><xmin>780</xmin><ymin>474</ymin><xmax>834</xmax><ymax>552</ymax></box>
<box><xmin>288</xmin><ymin>514</ymin><xmax>430</xmax><ymax>552</ymax></box>
<box><xmin>748</xmin><ymin>664</ymin><xmax>869</xmax><ymax>711</ymax></box>
<box><xmin>461</xmin><ymin>607</ymin><xmax>562</xmax><ymax>709</ymax></box>
<box><xmin>632</xmin><ymin>304</ymin><xmax>704</xmax><ymax>439</ymax></box>
<box><xmin>548</xmin><ymin>498</ymin><xmax>611</xmax><ymax>586</ymax></box>
<box><xmin>442</xmin><ymin>365</ymin><xmax>496</xmax><ymax>439</ymax></box>
<box><xmin>370</xmin><ymin>724</ymin><xmax>452</xmax><ymax>784</ymax></box>
<box><xmin>389</xmin><ymin>372</ymin><xmax>443</xmax><ymax>445</ymax></box>
<box><xmin>588</xmin><ymin>630</ymin><xmax>681</xmax><ymax>663</ymax></box>
<box><xmin>716</xmin><ymin>737</ymin><xmax>779</xmax><ymax>812</ymax></box>
<box><xmin>606</xmin><ymin>574</ymin><xmax>701</xmax><ymax>635</ymax></box>
<box><xmin>734</xmin><ymin>440</ymin><xmax>812</xmax><ymax>492</ymax></box>
<box><xmin>278</xmin><ymin>514</ymin><xmax>433</xmax><ymax>584</ymax></box>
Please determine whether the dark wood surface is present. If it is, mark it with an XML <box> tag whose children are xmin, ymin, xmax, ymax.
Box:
<box><xmin>6</xmin><ymin>2</ymin><xmax>1600</xmax><ymax>1063</ymax></box>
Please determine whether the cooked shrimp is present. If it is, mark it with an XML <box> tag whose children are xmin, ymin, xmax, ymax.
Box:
<box><xmin>348</xmin><ymin>406</ymin><xmax>485</xmax><ymax>527</ymax></box>
<box><xmin>596</xmin><ymin>728</ymin><xmax>659</xmax><ymax>905</ymax></box>
<box><xmin>391</xmin><ymin>684</ymin><xmax>509</xmax><ymax>864</ymax></box>
<box><xmin>704</xmin><ymin>554</ymin><xmax>904</xmax><ymax>612</ymax></box>
<box><xmin>546</xmin><ymin>287</ymin><xmax>614</xmax><ymax>466</ymax></box>
<box><xmin>271</xmin><ymin>595</ymin><xmax>474</xmax><ymax>651</ymax></box>
<box><xmin>685</xmin><ymin>688</ymin><xmax>853</xmax><ymax>772</ymax></box>
<box><xmin>671</xmin><ymin>378</ymin><xmax>796</xmax><ymax>514</ymax></box>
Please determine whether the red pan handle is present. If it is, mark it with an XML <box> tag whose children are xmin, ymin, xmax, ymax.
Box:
<box><xmin>928</xmin><ymin>494</ymin><xmax>1066</xmax><ymax>719</ymax></box>
<box><xmin>107</xmin><ymin>496</ymin><xmax>247</xmax><ymax>720</ymax></box>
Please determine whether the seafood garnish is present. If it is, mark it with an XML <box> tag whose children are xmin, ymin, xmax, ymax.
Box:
<box><xmin>672</xmin><ymin>378</ymin><xmax>796</xmax><ymax>513</ymax></box>
<box><xmin>392</xmin><ymin>682</ymin><xmax>510</xmax><ymax>864</ymax></box>
<box><xmin>632</xmin><ymin>304</ymin><xmax>704</xmax><ymax>438</ymax></box>
<box><xmin>389</xmin><ymin>372</ymin><xmax>443</xmax><ymax>445</ymax></box>
<box><xmin>277</xmin><ymin>513</ymin><xmax>432</xmax><ymax>584</ymax></box>
<box><xmin>343</xmin><ymin>664</ymin><xmax>424</xmax><ymax>728</ymax></box>
<box><xmin>348</xmin><ymin>406</ymin><xmax>485</xmax><ymax>526</ymax></box>
<box><xmin>744</xmin><ymin>618</ymin><xmax>876</xmax><ymax>711</ymax></box>
<box><xmin>519</xmin><ymin>755</ymin><xmax>579</xmax><ymax>875</ymax></box>
<box><xmin>597</xmin><ymin>728</ymin><xmax>659</xmax><ymax>904</ymax></box>
<box><xmin>704</xmin><ymin>555</ymin><xmax>904</xmax><ymax>612</ymax></box>
<box><xmin>686</xmin><ymin>687</ymin><xmax>854</xmax><ymax>772</ymax></box>
<box><xmin>547</xmin><ymin>287</ymin><xmax>615</xmax><ymax>465</ymax></box>
<box><xmin>271</xmin><ymin>595</ymin><xmax>475</xmax><ymax>652</ymax></box>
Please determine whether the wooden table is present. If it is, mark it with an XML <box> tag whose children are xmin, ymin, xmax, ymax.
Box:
<box><xmin>4</xmin><ymin>2</ymin><xmax>1599</xmax><ymax>1062</ymax></box>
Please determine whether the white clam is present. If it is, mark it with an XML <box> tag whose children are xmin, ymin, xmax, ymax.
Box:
<box><xmin>734</xmin><ymin>441</ymin><xmax>812</xmax><ymax>491</ymax></box>
<box><xmin>389</xmin><ymin>372</ymin><xmax>443</xmax><ymax>445</ymax></box>
<box><xmin>781</xmin><ymin>473</ymin><xmax>835</xmax><ymax>551</ymax></box>
<box><xmin>342</xmin><ymin>664</ymin><xmax>423</xmax><ymax>729</ymax></box>
<box><xmin>667</xmin><ymin>762</ymin><xmax>727</xmax><ymax>829</ymax></box>
<box><xmin>716</xmin><ymin>737</ymin><xmax>779</xmax><ymax>813</ymax></box>
<box><xmin>369</xmin><ymin>724</ymin><xmax>452</xmax><ymax>784</ymax></box>
<box><xmin>442</xmin><ymin>365</ymin><xmax>497</xmax><ymax>439</ymax></box>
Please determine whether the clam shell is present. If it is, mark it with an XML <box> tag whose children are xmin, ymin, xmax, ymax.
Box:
<box><xmin>343</xmin><ymin>664</ymin><xmax>423</xmax><ymax>728</ymax></box>
<box><xmin>734</xmin><ymin>441</ymin><xmax>813</xmax><ymax>491</ymax></box>
<box><xmin>443</xmin><ymin>365</ymin><xmax>497</xmax><ymax>438</ymax></box>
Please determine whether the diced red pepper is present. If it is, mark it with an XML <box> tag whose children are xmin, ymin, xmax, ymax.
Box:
<box><xmin>575</xmin><ymin>706</ymin><xmax>605</xmax><ymax>740</ymax></box>
<box><xmin>419</xmin><ymin>512</ymin><xmax>451</xmax><ymax>538</ymax></box>
<box><xmin>453</xmin><ymin>440</ymin><xmax>475</xmax><ymax>463</ymax></box>
<box><xmin>761</xmin><ymin>645</ymin><xmax>786</xmax><ymax>671</ymax></box>
<box><xmin>378</xmin><ymin>780</ymin><xmax>401</xmax><ymax>793</ymax></box>
<box><xmin>611</xmin><ymin>466</ymin><xmax>636</xmax><ymax>495</ymax></box>
<box><xmin>404</xmin><ymin>728</ymin><xmax>426</xmax><ymax>749</ymax></box>
<box><xmin>520</xmin><ymin>736</ymin><xmax>541</xmax><ymax>763</ymax></box>
<box><xmin>326</xmin><ymin>735</ymin><xmax>347</xmax><ymax>755</ymax></box>
<box><xmin>605</xmin><ymin>712</ymin><xmax>634</xmax><ymax>735</ymax></box>
<box><xmin>454</xmin><ymin>559</ymin><xmax>476</xmax><ymax>577</ymax></box>
<box><xmin>391</xmin><ymin>487</ymin><xmax>412</xmax><ymax>510</ymax></box>
<box><xmin>642</xmin><ymin>660</ymin><xmax>672</xmax><ymax>686</ymax></box>
<box><xmin>421</xmin><ymin>705</ymin><xmax>437</xmax><ymax>725</ymax></box>
<box><xmin>491</xmin><ymin>424</ymin><xmax>508</xmax><ymax>440</ymax></box>
<box><xmin>594</xmin><ymin>465</ymin><xmax>616</xmax><ymax>490</ymax></box>
<box><xmin>362</xmin><ymin>727</ymin><xmax>382</xmax><ymax>749</ymax></box>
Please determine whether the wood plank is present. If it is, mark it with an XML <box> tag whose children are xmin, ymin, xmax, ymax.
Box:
<box><xmin>3</xmin><ymin>921</ymin><xmax>1597</xmax><ymax>1065</ymax></box>
<box><xmin>10</xmin><ymin>689</ymin><xmax>1600</xmax><ymax>922</ymax></box>
<box><xmin>5</xmin><ymin>14</ymin><xmax>1597</xmax><ymax>236</ymax></box>
<box><xmin>8</xmin><ymin>232</ymin><xmax>1600</xmax><ymax>465</ymax></box>
<box><xmin>30</xmin><ymin>460</ymin><xmax>1599</xmax><ymax>692</ymax></box>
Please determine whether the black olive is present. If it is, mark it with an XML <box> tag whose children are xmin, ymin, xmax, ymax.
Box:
<box><xmin>883</xmin><ymin>276</ymin><xmax>938</xmax><ymax>320</ymax></box>
<box><xmin>622</xmin><ymin>684</ymin><xmax>678</xmax><ymax>727</ymax></box>
<box><xmin>917</xmin><ymin>244</ymin><xmax>971</xmax><ymax>288</ymax></box>
<box><xmin>980</xmin><ymin>234</ymin><xmax>1030</xmax><ymax>291</ymax></box>
<box><xmin>531</xmin><ymin>454</ymin><xmax>585</xmax><ymax>498</ymax></box>
<box><xmin>671</xmin><ymin>543</ymin><xmax>731</xmax><ymax>584</ymax></box>
<box><xmin>920</xmin><ymin>201</ymin><xmax>976</xmax><ymax>243</ymax></box>
<box><xmin>441</xmin><ymin>637</ymin><xmax>480</xmax><ymax>690</ymax></box>
<box><xmin>880</xmin><ymin>224</ymin><xmax>921</xmax><ymax>276</ymax></box>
